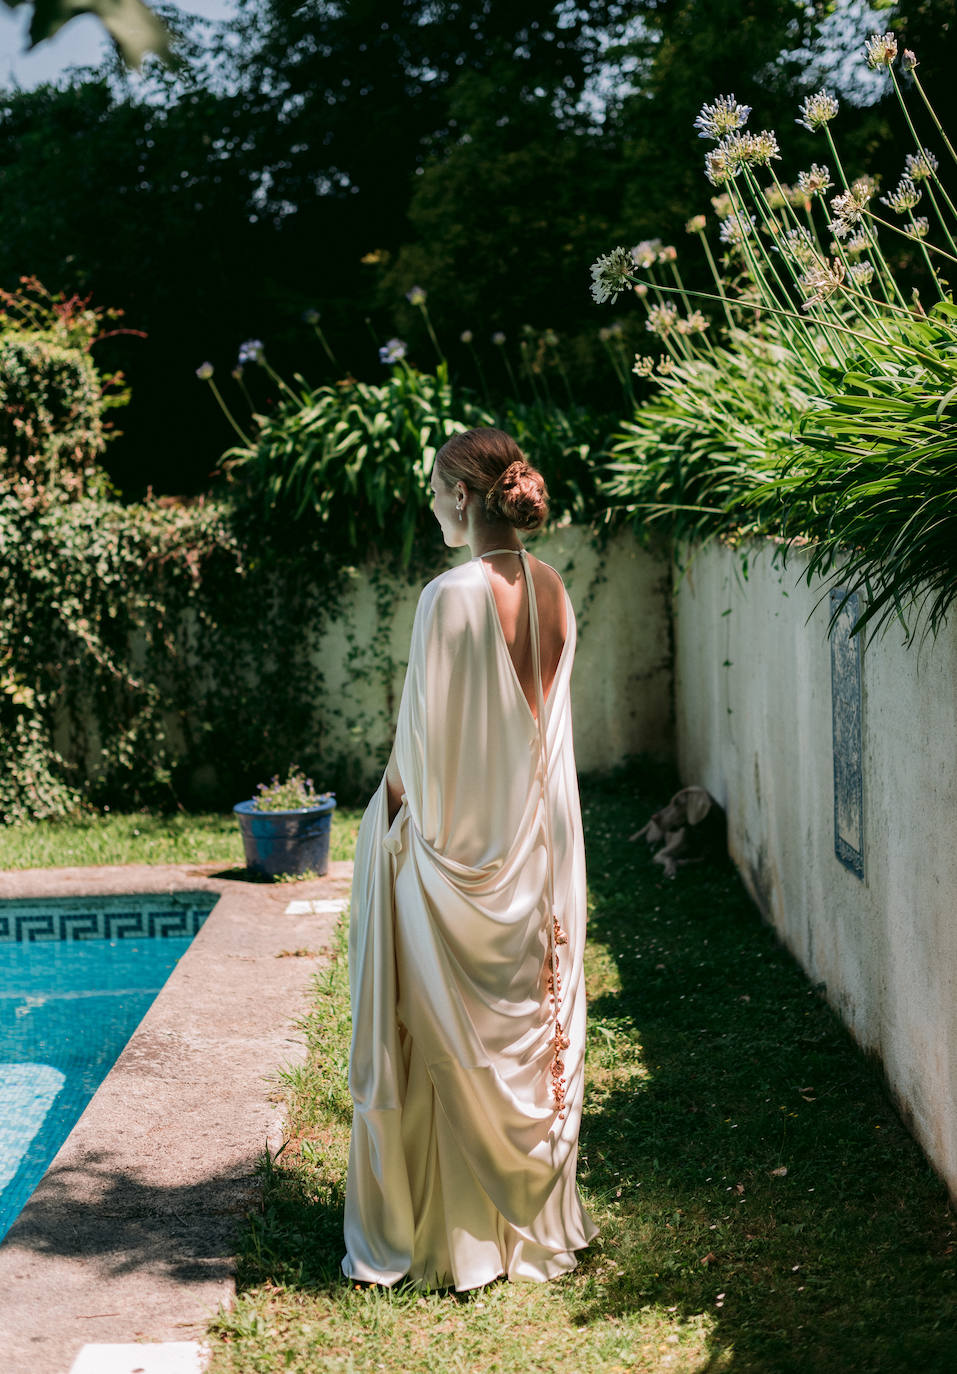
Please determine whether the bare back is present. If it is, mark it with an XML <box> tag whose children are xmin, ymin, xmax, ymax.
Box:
<box><xmin>482</xmin><ymin>552</ymin><xmax>567</xmax><ymax>718</ymax></box>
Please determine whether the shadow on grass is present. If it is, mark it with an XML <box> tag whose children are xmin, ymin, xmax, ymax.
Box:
<box><xmin>575</xmin><ymin>762</ymin><xmax>956</xmax><ymax>1373</ymax></box>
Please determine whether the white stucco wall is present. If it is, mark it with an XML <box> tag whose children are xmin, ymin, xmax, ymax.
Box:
<box><xmin>674</xmin><ymin>538</ymin><xmax>957</xmax><ymax>1200</ymax></box>
<box><xmin>314</xmin><ymin>525</ymin><xmax>673</xmax><ymax>791</ymax></box>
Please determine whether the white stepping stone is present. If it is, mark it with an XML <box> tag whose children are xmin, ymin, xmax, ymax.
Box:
<box><xmin>68</xmin><ymin>1342</ymin><xmax>209</xmax><ymax>1374</ymax></box>
<box><xmin>283</xmin><ymin>898</ymin><xmax>348</xmax><ymax>915</ymax></box>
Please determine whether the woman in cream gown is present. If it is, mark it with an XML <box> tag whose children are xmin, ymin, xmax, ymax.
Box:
<box><xmin>342</xmin><ymin>427</ymin><xmax>596</xmax><ymax>1291</ymax></box>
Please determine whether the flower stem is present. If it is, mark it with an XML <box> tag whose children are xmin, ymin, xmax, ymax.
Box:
<box><xmin>205</xmin><ymin>378</ymin><xmax>251</xmax><ymax>446</ymax></box>
<box><xmin>911</xmin><ymin>70</ymin><xmax>957</xmax><ymax>174</ymax></box>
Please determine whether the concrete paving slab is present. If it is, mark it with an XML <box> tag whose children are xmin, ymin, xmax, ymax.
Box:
<box><xmin>0</xmin><ymin>862</ymin><xmax>353</xmax><ymax>1374</ymax></box>
<box><xmin>68</xmin><ymin>1342</ymin><xmax>208</xmax><ymax>1374</ymax></box>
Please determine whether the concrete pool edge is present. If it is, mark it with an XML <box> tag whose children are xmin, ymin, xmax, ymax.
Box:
<box><xmin>0</xmin><ymin>861</ymin><xmax>353</xmax><ymax>1374</ymax></box>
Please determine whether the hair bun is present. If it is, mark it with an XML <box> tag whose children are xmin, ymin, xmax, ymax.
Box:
<box><xmin>484</xmin><ymin>459</ymin><xmax>548</xmax><ymax>531</ymax></box>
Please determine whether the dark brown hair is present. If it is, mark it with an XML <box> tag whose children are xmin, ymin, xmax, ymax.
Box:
<box><xmin>435</xmin><ymin>427</ymin><xmax>548</xmax><ymax>532</ymax></box>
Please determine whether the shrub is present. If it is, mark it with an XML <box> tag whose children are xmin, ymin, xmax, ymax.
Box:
<box><xmin>0</xmin><ymin>279</ymin><xmax>129</xmax><ymax>501</ymax></box>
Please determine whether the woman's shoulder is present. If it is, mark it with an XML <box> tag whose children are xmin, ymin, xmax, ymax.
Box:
<box><xmin>414</xmin><ymin>560</ymin><xmax>486</xmax><ymax>629</ymax></box>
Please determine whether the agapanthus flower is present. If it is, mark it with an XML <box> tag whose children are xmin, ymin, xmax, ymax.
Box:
<box><xmin>658</xmin><ymin>245</ymin><xmax>678</xmax><ymax>263</ymax></box>
<box><xmin>676</xmin><ymin>310</ymin><xmax>710</xmax><ymax>335</ymax></box>
<box><xmin>906</xmin><ymin>216</ymin><xmax>930</xmax><ymax>239</ymax></box>
<box><xmin>719</xmin><ymin>211</ymin><xmax>757</xmax><ymax>247</ymax></box>
<box><xmin>492</xmin><ymin>330</ymin><xmax>507</xmax><ymax>345</ymax></box>
<box><xmin>694</xmin><ymin>94</ymin><xmax>752</xmax><ymax>141</ymax></box>
<box><xmin>656</xmin><ymin>357</ymin><xmax>675</xmax><ymax>376</ymax></box>
<box><xmin>631</xmin><ymin>239</ymin><xmax>662</xmax><ymax>270</ymax></box>
<box><xmin>715</xmin><ymin>130</ymin><xmax>779</xmax><ymax>174</ymax></box>
<box><xmin>705</xmin><ymin>146</ymin><xmax>734</xmax><ymax>186</ymax></box>
<box><xmin>797</xmin><ymin>163</ymin><xmax>832</xmax><ymax>197</ymax></box>
<box><xmin>195</xmin><ymin>361</ymin><xmax>214</xmax><ymax>380</ymax></box>
<box><xmin>781</xmin><ymin>226</ymin><xmax>819</xmax><ymax>269</ymax></box>
<box><xmin>848</xmin><ymin>260</ymin><xmax>875</xmax><ymax>286</ymax></box>
<box><xmin>800</xmin><ymin>257</ymin><xmax>846</xmax><ymax>308</ymax></box>
<box><xmin>589</xmin><ymin>246</ymin><xmax>636</xmax><ymax>304</ymax></box>
<box><xmin>882</xmin><ymin>176</ymin><xmax>921</xmax><ymax>214</ymax></box>
<box><xmin>865</xmin><ymin>31</ymin><xmax>898</xmax><ymax>69</ymax></box>
<box><xmin>231</xmin><ymin>366</ymin><xmax>243</xmax><ymax>381</ymax></box>
<box><xmin>852</xmin><ymin>174</ymin><xmax>878</xmax><ymax>200</ymax></box>
<box><xmin>302</xmin><ymin>308</ymin><xmax>320</xmax><ymax>324</ymax></box>
<box><xmin>710</xmin><ymin>193</ymin><xmax>733</xmax><ymax>219</ymax></box>
<box><xmin>905</xmin><ymin>148</ymin><xmax>939</xmax><ymax>181</ymax></box>
<box><xmin>830</xmin><ymin>184</ymin><xmax>871</xmax><ymax>237</ymax></box>
<box><xmin>238</xmin><ymin>338</ymin><xmax>264</xmax><ymax>365</ymax></box>
<box><xmin>379</xmin><ymin>337</ymin><xmax>407</xmax><ymax>365</ymax></box>
<box><xmin>645</xmin><ymin>302</ymin><xmax>678</xmax><ymax>336</ymax></box>
<box><xmin>685</xmin><ymin>214</ymin><xmax>707</xmax><ymax>234</ymax></box>
<box><xmin>796</xmin><ymin>90</ymin><xmax>839</xmax><ymax>132</ymax></box>
<box><xmin>751</xmin><ymin>130</ymin><xmax>782</xmax><ymax>165</ymax></box>
<box><xmin>633</xmin><ymin>282</ymin><xmax>649</xmax><ymax>298</ymax></box>
<box><xmin>902</xmin><ymin>49</ymin><xmax>918</xmax><ymax>71</ymax></box>
<box><xmin>844</xmin><ymin>228</ymin><xmax>870</xmax><ymax>254</ymax></box>
<box><xmin>599</xmin><ymin>322</ymin><xmax>624</xmax><ymax>342</ymax></box>
<box><xmin>632</xmin><ymin>354</ymin><xmax>655</xmax><ymax>378</ymax></box>
<box><xmin>406</xmin><ymin>285</ymin><xmax>427</xmax><ymax>306</ymax></box>
<box><xmin>459</xmin><ymin>329</ymin><xmax>473</xmax><ymax>344</ymax></box>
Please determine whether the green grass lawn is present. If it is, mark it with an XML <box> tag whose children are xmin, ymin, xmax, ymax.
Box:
<box><xmin>202</xmin><ymin>762</ymin><xmax>956</xmax><ymax>1373</ymax></box>
<box><xmin>0</xmin><ymin>808</ymin><xmax>363</xmax><ymax>872</ymax></box>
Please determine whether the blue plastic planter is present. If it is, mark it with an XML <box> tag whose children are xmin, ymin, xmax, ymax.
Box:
<box><xmin>233</xmin><ymin>796</ymin><xmax>337</xmax><ymax>879</ymax></box>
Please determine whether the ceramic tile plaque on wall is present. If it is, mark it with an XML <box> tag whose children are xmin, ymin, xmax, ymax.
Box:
<box><xmin>830</xmin><ymin>588</ymin><xmax>864</xmax><ymax>878</ymax></box>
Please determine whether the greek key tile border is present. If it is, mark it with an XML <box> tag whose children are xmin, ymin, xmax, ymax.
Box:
<box><xmin>0</xmin><ymin>894</ymin><xmax>216</xmax><ymax>944</ymax></box>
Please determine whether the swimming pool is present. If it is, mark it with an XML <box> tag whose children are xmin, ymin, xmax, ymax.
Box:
<box><xmin>0</xmin><ymin>892</ymin><xmax>216</xmax><ymax>1244</ymax></box>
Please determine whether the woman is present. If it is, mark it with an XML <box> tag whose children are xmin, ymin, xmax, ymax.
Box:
<box><xmin>342</xmin><ymin>427</ymin><xmax>596</xmax><ymax>1291</ymax></box>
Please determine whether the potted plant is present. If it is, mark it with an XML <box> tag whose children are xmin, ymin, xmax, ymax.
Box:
<box><xmin>233</xmin><ymin>767</ymin><xmax>337</xmax><ymax>879</ymax></box>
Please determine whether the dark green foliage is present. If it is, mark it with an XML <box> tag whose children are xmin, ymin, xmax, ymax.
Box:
<box><xmin>0</xmin><ymin>280</ymin><xmax>125</xmax><ymax>498</ymax></box>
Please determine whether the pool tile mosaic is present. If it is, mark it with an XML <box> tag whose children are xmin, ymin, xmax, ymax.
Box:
<box><xmin>0</xmin><ymin>891</ymin><xmax>213</xmax><ymax>943</ymax></box>
<box><xmin>0</xmin><ymin>892</ymin><xmax>217</xmax><ymax>1244</ymax></box>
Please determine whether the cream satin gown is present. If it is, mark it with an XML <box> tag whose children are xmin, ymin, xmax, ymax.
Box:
<box><xmin>342</xmin><ymin>549</ymin><xmax>597</xmax><ymax>1291</ymax></box>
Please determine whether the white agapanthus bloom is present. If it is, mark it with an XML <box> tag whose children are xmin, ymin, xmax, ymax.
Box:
<box><xmin>797</xmin><ymin>163</ymin><xmax>832</xmax><ymax>197</ymax></box>
<box><xmin>632</xmin><ymin>239</ymin><xmax>663</xmax><ymax>269</ymax></box>
<box><xmin>800</xmin><ymin>257</ymin><xmax>846</xmax><ymax>308</ymax></box>
<box><xmin>645</xmin><ymin>302</ymin><xmax>679</xmax><ymax>336</ymax></box>
<box><xmin>589</xmin><ymin>247</ymin><xmax>636</xmax><ymax>304</ymax></box>
<box><xmin>694</xmin><ymin>94</ymin><xmax>752</xmax><ymax>141</ymax></box>
<box><xmin>865</xmin><ymin>31</ymin><xmax>898</xmax><ymax>69</ymax></box>
<box><xmin>796</xmin><ymin>90</ymin><xmax>839</xmax><ymax>133</ymax></box>
<box><xmin>881</xmin><ymin>176</ymin><xmax>921</xmax><ymax>214</ymax></box>
<box><xmin>719</xmin><ymin>212</ymin><xmax>757</xmax><ymax>248</ymax></box>
<box><xmin>905</xmin><ymin>148</ymin><xmax>939</xmax><ymax>181</ymax></box>
<box><xmin>781</xmin><ymin>227</ymin><xmax>819</xmax><ymax>269</ymax></box>
<box><xmin>848</xmin><ymin>260</ymin><xmax>875</xmax><ymax>286</ymax></box>
<box><xmin>676</xmin><ymin>310</ymin><xmax>710</xmax><ymax>336</ymax></box>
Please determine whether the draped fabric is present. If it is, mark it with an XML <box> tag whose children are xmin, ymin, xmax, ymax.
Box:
<box><xmin>342</xmin><ymin>554</ymin><xmax>597</xmax><ymax>1291</ymax></box>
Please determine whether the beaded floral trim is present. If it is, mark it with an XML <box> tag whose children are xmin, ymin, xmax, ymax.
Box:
<box><xmin>548</xmin><ymin>914</ymin><xmax>570</xmax><ymax>1115</ymax></box>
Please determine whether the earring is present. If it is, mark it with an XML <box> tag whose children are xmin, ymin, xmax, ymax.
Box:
<box><xmin>458</xmin><ymin>508</ymin><xmax>464</xmax><ymax>522</ymax></box>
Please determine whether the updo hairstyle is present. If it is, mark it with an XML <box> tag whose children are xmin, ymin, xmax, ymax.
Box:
<box><xmin>435</xmin><ymin>427</ymin><xmax>549</xmax><ymax>532</ymax></box>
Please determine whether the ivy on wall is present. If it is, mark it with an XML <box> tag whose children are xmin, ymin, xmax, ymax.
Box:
<box><xmin>0</xmin><ymin>282</ymin><xmax>605</xmax><ymax>821</ymax></box>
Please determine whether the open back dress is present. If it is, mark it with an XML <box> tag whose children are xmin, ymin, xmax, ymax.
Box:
<box><xmin>342</xmin><ymin>550</ymin><xmax>596</xmax><ymax>1290</ymax></box>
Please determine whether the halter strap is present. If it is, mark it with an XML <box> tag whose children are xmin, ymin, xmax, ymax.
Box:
<box><xmin>478</xmin><ymin>547</ymin><xmax>567</xmax><ymax>1115</ymax></box>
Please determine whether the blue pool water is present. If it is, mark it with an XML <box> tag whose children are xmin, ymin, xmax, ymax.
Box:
<box><xmin>0</xmin><ymin>892</ymin><xmax>216</xmax><ymax>1243</ymax></box>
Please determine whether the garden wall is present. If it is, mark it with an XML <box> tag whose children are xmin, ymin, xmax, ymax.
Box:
<box><xmin>673</xmin><ymin>539</ymin><xmax>957</xmax><ymax>1201</ymax></box>
<box><xmin>308</xmin><ymin>525</ymin><xmax>674</xmax><ymax>796</ymax></box>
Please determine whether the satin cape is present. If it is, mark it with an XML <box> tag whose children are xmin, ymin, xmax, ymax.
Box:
<box><xmin>342</xmin><ymin>554</ymin><xmax>596</xmax><ymax>1291</ymax></box>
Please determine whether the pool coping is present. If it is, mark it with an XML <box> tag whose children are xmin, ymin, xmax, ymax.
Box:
<box><xmin>0</xmin><ymin>861</ymin><xmax>353</xmax><ymax>1374</ymax></box>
